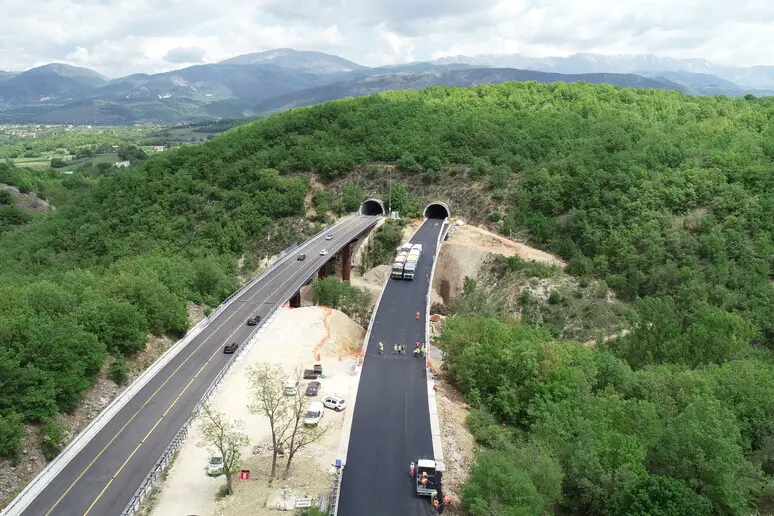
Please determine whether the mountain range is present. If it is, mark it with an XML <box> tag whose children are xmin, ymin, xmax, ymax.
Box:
<box><xmin>1</xmin><ymin>49</ymin><xmax>772</xmax><ymax>125</ymax></box>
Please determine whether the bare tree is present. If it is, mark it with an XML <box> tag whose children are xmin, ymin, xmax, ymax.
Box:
<box><xmin>196</xmin><ymin>403</ymin><xmax>249</xmax><ymax>495</ymax></box>
<box><xmin>247</xmin><ymin>363</ymin><xmax>295</xmax><ymax>482</ymax></box>
<box><xmin>281</xmin><ymin>392</ymin><xmax>330</xmax><ymax>478</ymax></box>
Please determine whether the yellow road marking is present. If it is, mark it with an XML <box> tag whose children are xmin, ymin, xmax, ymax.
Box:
<box><xmin>49</xmin><ymin>217</ymin><xmax>370</xmax><ymax>516</ymax></box>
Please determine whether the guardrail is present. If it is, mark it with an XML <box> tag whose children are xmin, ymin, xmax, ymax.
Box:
<box><xmin>331</xmin><ymin>218</ymin><xmax>430</xmax><ymax>516</ymax></box>
<box><xmin>424</xmin><ymin>219</ymin><xmax>449</xmax><ymax>474</ymax></box>
<box><xmin>1</xmin><ymin>216</ymin><xmax>360</xmax><ymax>516</ymax></box>
<box><xmin>122</xmin><ymin>215</ymin><xmax>377</xmax><ymax>516</ymax></box>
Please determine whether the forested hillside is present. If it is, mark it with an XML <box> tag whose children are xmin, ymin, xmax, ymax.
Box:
<box><xmin>1</xmin><ymin>80</ymin><xmax>774</xmax><ymax>512</ymax></box>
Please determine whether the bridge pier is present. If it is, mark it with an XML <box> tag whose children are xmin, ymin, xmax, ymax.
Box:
<box><xmin>289</xmin><ymin>291</ymin><xmax>301</xmax><ymax>307</ymax></box>
<box><xmin>342</xmin><ymin>243</ymin><xmax>352</xmax><ymax>281</ymax></box>
<box><xmin>318</xmin><ymin>264</ymin><xmax>329</xmax><ymax>278</ymax></box>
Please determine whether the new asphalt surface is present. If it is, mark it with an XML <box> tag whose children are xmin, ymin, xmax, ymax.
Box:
<box><xmin>338</xmin><ymin>218</ymin><xmax>444</xmax><ymax>516</ymax></box>
<box><xmin>13</xmin><ymin>214</ymin><xmax>380</xmax><ymax>516</ymax></box>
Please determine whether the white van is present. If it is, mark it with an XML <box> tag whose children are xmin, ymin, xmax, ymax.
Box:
<box><xmin>284</xmin><ymin>379</ymin><xmax>298</xmax><ymax>395</ymax></box>
<box><xmin>303</xmin><ymin>401</ymin><xmax>324</xmax><ymax>426</ymax></box>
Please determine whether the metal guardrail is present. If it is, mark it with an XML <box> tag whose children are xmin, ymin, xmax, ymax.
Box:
<box><xmin>121</xmin><ymin>215</ymin><xmax>374</xmax><ymax>516</ymax></box>
<box><xmin>424</xmin><ymin>220</ymin><xmax>449</xmax><ymax>474</ymax></box>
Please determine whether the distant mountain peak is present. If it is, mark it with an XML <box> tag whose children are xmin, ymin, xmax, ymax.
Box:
<box><xmin>27</xmin><ymin>63</ymin><xmax>109</xmax><ymax>81</ymax></box>
<box><xmin>219</xmin><ymin>48</ymin><xmax>366</xmax><ymax>74</ymax></box>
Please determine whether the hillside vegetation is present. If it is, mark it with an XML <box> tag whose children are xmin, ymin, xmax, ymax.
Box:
<box><xmin>0</xmin><ymin>80</ymin><xmax>773</xmax><ymax>512</ymax></box>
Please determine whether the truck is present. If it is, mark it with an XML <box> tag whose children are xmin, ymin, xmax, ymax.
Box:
<box><xmin>391</xmin><ymin>251</ymin><xmax>409</xmax><ymax>279</ymax></box>
<box><xmin>303</xmin><ymin>364</ymin><xmax>323</xmax><ymax>379</ymax></box>
<box><xmin>415</xmin><ymin>459</ymin><xmax>438</xmax><ymax>497</ymax></box>
<box><xmin>403</xmin><ymin>245</ymin><xmax>422</xmax><ymax>280</ymax></box>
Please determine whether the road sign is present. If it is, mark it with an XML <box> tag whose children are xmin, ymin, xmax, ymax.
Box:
<box><xmin>295</xmin><ymin>498</ymin><xmax>312</xmax><ymax>507</ymax></box>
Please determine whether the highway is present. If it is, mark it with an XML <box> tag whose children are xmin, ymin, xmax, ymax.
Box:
<box><xmin>11</xmin><ymin>214</ymin><xmax>380</xmax><ymax>516</ymax></box>
<box><xmin>338</xmin><ymin>218</ymin><xmax>445</xmax><ymax>516</ymax></box>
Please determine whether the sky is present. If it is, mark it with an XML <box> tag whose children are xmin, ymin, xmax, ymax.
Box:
<box><xmin>1</xmin><ymin>0</ymin><xmax>773</xmax><ymax>77</ymax></box>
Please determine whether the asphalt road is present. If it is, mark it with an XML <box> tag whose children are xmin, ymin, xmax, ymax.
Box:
<box><xmin>338</xmin><ymin>218</ymin><xmax>445</xmax><ymax>516</ymax></box>
<box><xmin>14</xmin><ymin>214</ymin><xmax>380</xmax><ymax>516</ymax></box>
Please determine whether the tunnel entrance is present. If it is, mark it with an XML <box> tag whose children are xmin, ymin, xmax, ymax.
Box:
<box><xmin>424</xmin><ymin>202</ymin><xmax>451</xmax><ymax>219</ymax></box>
<box><xmin>359</xmin><ymin>198</ymin><xmax>386</xmax><ymax>216</ymax></box>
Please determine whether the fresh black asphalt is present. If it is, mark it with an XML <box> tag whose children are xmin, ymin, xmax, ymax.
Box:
<box><xmin>16</xmin><ymin>215</ymin><xmax>380</xmax><ymax>516</ymax></box>
<box><xmin>338</xmin><ymin>218</ymin><xmax>444</xmax><ymax>516</ymax></box>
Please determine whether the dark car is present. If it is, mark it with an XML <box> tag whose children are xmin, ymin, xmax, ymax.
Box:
<box><xmin>297</xmin><ymin>253</ymin><xmax>306</xmax><ymax>261</ymax></box>
<box><xmin>305</xmin><ymin>381</ymin><xmax>321</xmax><ymax>396</ymax></box>
<box><xmin>247</xmin><ymin>314</ymin><xmax>261</xmax><ymax>326</ymax></box>
<box><xmin>223</xmin><ymin>342</ymin><xmax>239</xmax><ymax>354</ymax></box>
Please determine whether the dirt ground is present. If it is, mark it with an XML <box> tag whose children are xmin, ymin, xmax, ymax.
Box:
<box><xmin>0</xmin><ymin>183</ymin><xmax>55</xmax><ymax>212</ymax></box>
<box><xmin>149</xmin><ymin>306</ymin><xmax>365</xmax><ymax>516</ymax></box>
<box><xmin>427</xmin><ymin>342</ymin><xmax>474</xmax><ymax>515</ymax></box>
<box><xmin>433</xmin><ymin>223</ymin><xmax>565</xmax><ymax>306</ymax></box>
<box><xmin>0</xmin><ymin>303</ymin><xmax>206</xmax><ymax>510</ymax></box>
<box><xmin>446</xmin><ymin>223</ymin><xmax>565</xmax><ymax>267</ymax></box>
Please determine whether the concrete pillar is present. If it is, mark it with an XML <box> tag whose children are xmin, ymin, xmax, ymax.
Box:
<box><xmin>318</xmin><ymin>264</ymin><xmax>328</xmax><ymax>278</ymax></box>
<box><xmin>341</xmin><ymin>243</ymin><xmax>351</xmax><ymax>281</ymax></box>
<box><xmin>289</xmin><ymin>291</ymin><xmax>301</xmax><ymax>307</ymax></box>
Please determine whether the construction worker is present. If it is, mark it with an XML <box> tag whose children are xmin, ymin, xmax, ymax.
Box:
<box><xmin>393</xmin><ymin>344</ymin><xmax>398</xmax><ymax>354</ymax></box>
<box><xmin>409</xmin><ymin>461</ymin><xmax>415</xmax><ymax>477</ymax></box>
<box><xmin>416</xmin><ymin>311</ymin><xmax>420</xmax><ymax>319</ymax></box>
<box><xmin>413</xmin><ymin>347</ymin><xmax>419</xmax><ymax>358</ymax></box>
<box><xmin>433</xmin><ymin>498</ymin><xmax>440</xmax><ymax>511</ymax></box>
<box><xmin>379</xmin><ymin>342</ymin><xmax>383</xmax><ymax>354</ymax></box>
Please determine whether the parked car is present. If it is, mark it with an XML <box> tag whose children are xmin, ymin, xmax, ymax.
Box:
<box><xmin>304</xmin><ymin>401</ymin><xmax>325</xmax><ymax>426</ymax></box>
<box><xmin>325</xmin><ymin>234</ymin><xmax>333</xmax><ymax>240</ymax></box>
<box><xmin>206</xmin><ymin>455</ymin><xmax>223</xmax><ymax>476</ymax></box>
<box><xmin>223</xmin><ymin>342</ymin><xmax>239</xmax><ymax>354</ymax></box>
<box><xmin>323</xmin><ymin>395</ymin><xmax>347</xmax><ymax>412</ymax></box>
<box><xmin>303</xmin><ymin>364</ymin><xmax>323</xmax><ymax>379</ymax></box>
<box><xmin>319</xmin><ymin>249</ymin><xmax>328</xmax><ymax>255</ymax></box>
<box><xmin>284</xmin><ymin>379</ymin><xmax>299</xmax><ymax>395</ymax></box>
<box><xmin>297</xmin><ymin>253</ymin><xmax>306</xmax><ymax>261</ymax></box>
<box><xmin>247</xmin><ymin>314</ymin><xmax>261</xmax><ymax>326</ymax></box>
<box><xmin>305</xmin><ymin>381</ymin><xmax>321</xmax><ymax>396</ymax></box>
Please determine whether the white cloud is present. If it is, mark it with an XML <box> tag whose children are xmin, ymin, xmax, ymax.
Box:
<box><xmin>0</xmin><ymin>0</ymin><xmax>773</xmax><ymax>76</ymax></box>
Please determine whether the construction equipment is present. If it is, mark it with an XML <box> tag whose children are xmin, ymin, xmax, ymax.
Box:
<box><xmin>415</xmin><ymin>459</ymin><xmax>438</xmax><ymax>497</ymax></box>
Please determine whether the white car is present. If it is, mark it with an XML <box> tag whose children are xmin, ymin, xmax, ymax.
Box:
<box><xmin>322</xmin><ymin>395</ymin><xmax>347</xmax><ymax>412</ymax></box>
<box><xmin>325</xmin><ymin>234</ymin><xmax>333</xmax><ymax>240</ymax></box>
<box><xmin>206</xmin><ymin>455</ymin><xmax>223</xmax><ymax>476</ymax></box>
<box><xmin>284</xmin><ymin>379</ymin><xmax>299</xmax><ymax>395</ymax></box>
<box><xmin>319</xmin><ymin>249</ymin><xmax>328</xmax><ymax>255</ymax></box>
<box><xmin>304</xmin><ymin>401</ymin><xmax>325</xmax><ymax>426</ymax></box>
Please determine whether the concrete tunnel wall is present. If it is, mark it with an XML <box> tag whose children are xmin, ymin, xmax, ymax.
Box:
<box><xmin>359</xmin><ymin>198</ymin><xmax>386</xmax><ymax>216</ymax></box>
<box><xmin>424</xmin><ymin>201</ymin><xmax>451</xmax><ymax>219</ymax></box>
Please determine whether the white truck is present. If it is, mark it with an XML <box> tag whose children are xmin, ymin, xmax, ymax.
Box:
<box><xmin>403</xmin><ymin>244</ymin><xmax>422</xmax><ymax>280</ymax></box>
<box><xmin>391</xmin><ymin>243</ymin><xmax>415</xmax><ymax>279</ymax></box>
<box><xmin>391</xmin><ymin>251</ymin><xmax>409</xmax><ymax>279</ymax></box>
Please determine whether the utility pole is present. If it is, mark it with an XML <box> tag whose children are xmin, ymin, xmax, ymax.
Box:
<box><xmin>388</xmin><ymin>168</ymin><xmax>392</xmax><ymax>216</ymax></box>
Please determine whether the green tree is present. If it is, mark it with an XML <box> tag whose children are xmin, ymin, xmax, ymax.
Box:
<box><xmin>608</xmin><ymin>475</ymin><xmax>713</xmax><ymax>516</ymax></box>
<box><xmin>342</xmin><ymin>184</ymin><xmax>364</xmax><ymax>212</ymax></box>
<box><xmin>463</xmin><ymin>444</ymin><xmax>562</xmax><ymax>515</ymax></box>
